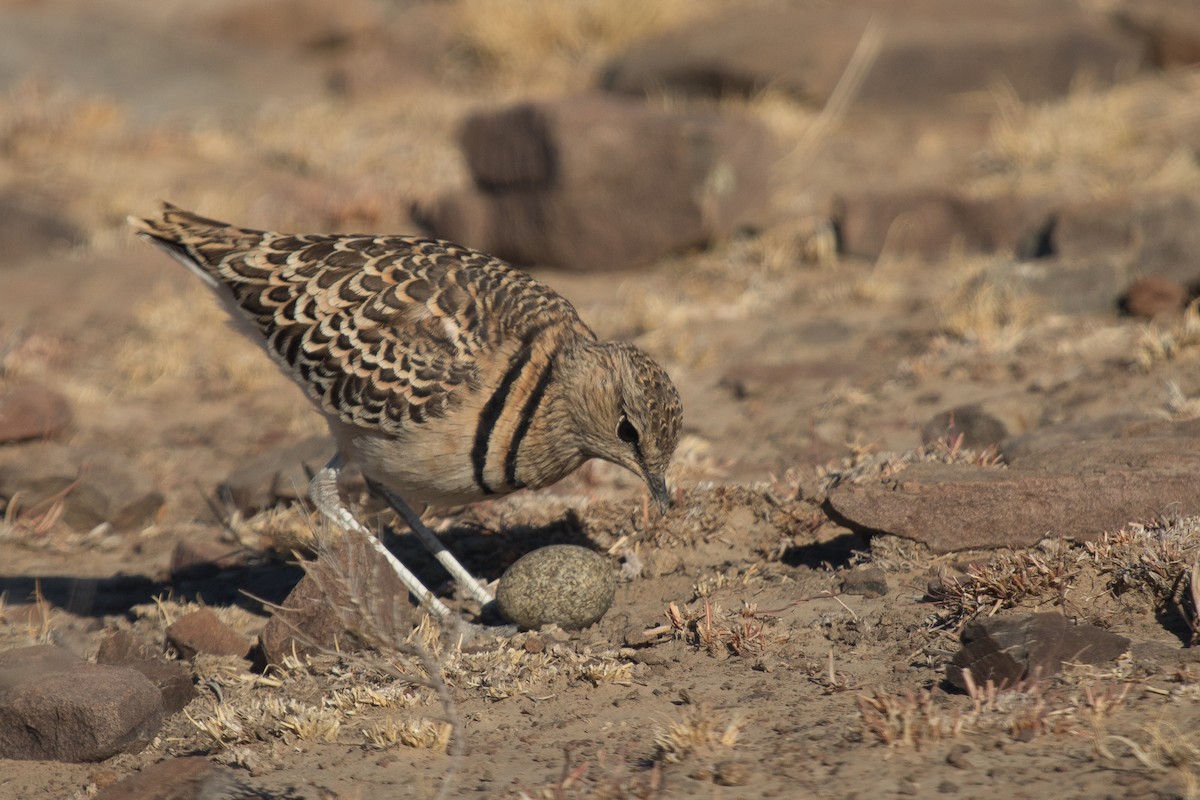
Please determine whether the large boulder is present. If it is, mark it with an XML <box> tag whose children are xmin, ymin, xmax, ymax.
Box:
<box><xmin>417</xmin><ymin>95</ymin><xmax>773</xmax><ymax>271</ymax></box>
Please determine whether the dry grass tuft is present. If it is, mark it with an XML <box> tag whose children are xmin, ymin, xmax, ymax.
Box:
<box><xmin>977</xmin><ymin>75</ymin><xmax>1200</xmax><ymax>195</ymax></box>
<box><xmin>364</xmin><ymin>717</ymin><xmax>453</xmax><ymax>751</ymax></box>
<box><xmin>813</xmin><ymin>435</ymin><xmax>1003</xmax><ymax>498</ymax></box>
<box><xmin>857</xmin><ymin>688</ymin><xmax>971</xmax><ymax>748</ymax></box>
<box><xmin>1087</xmin><ymin>517</ymin><xmax>1200</xmax><ymax>644</ymax></box>
<box><xmin>663</xmin><ymin>599</ymin><xmax>783</xmax><ymax>658</ymax></box>
<box><xmin>927</xmin><ymin>540</ymin><xmax>1084</xmax><ymax>628</ymax></box>
<box><xmin>653</xmin><ymin>704</ymin><xmax>744</xmax><ymax>764</ymax></box>
<box><xmin>1098</xmin><ymin>721</ymin><xmax>1200</xmax><ymax>798</ymax></box>
<box><xmin>450</xmin><ymin>0</ymin><xmax>700</xmax><ymax>91</ymax></box>
<box><xmin>937</xmin><ymin>256</ymin><xmax>1039</xmax><ymax>355</ymax></box>
<box><xmin>1136</xmin><ymin>300</ymin><xmax>1200</xmax><ymax>370</ymax></box>
<box><xmin>924</xmin><ymin>516</ymin><xmax>1200</xmax><ymax>634</ymax></box>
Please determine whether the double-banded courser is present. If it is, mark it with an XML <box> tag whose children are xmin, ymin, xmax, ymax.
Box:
<box><xmin>130</xmin><ymin>204</ymin><xmax>682</xmax><ymax>621</ymax></box>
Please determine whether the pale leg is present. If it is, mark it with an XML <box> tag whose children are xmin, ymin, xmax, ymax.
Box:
<box><xmin>309</xmin><ymin>456</ymin><xmax>452</xmax><ymax>620</ymax></box>
<box><xmin>365</xmin><ymin>478</ymin><xmax>496</xmax><ymax>607</ymax></box>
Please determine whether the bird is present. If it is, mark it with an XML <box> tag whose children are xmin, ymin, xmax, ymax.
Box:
<box><xmin>129</xmin><ymin>203</ymin><xmax>683</xmax><ymax>622</ymax></box>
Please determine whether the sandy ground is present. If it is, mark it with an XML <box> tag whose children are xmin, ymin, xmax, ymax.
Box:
<box><xmin>2</xmin><ymin>1</ymin><xmax>1200</xmax><ymax>798</ymax></box>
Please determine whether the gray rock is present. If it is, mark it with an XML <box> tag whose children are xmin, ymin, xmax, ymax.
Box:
<box><xmin>497</xmin><ymin>545</ymin><xmax>616</xmax><ymax>630</ymax></box>
<box><xmin>0</xmin><ymin>645</ymin><xmax>163</xmax><ymax>761</ymax></box>
<box><xmin>1112</xmin><ymin>0</ymin><xmax>1200</xmax><ymax>69</ymax></box>
<box><xmin>842</xmin><ymin>567</ymin><xmax>889</xmax><ymax>598</ymax></box>
<box><xmin>0</xmin><ymin>192</ymin><xmax>86</xmax><ymax>267</ymax></box>
<box><xmin>946</xmin><ymin>612</ymin><xmax>1130</xmax><ymax>689</ymax></box>
<box><xmin>1049</xmin><ymin>192</ymin><xmax>1200</xmax><ymax>287</ymax></box>
<box><xmin>921</xmin><ymin>404</ymin><xmax>1009</xmax><ymax>450</ymax></box>
<box><xmin>0</xmin><ymin>443</ymin><xmax>153</xmax><ymax>532</ymax></box>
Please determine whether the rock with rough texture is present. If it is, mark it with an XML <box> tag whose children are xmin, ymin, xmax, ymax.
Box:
<box><xmin>165</xmin><ymin>609</ymin><xmax>250</xmax><ymax>661</ymax></box>
<box><xmin>825</xmin><ymin>438</ymin><xmax>1200</xmax><ymax>552</ymax></box>
<box><xmin>218</xmin><ymin>435</ymin><xmax>334</xmax><ymax>515</ymax></box>
<box><xmin>946</xmin><ymin>612</ymin><xmax>1130</xmax><ymax>689</ymax></box>
<box><xmin>0</xmin><ymin>385</ymin><xmax>72</xmax><ymax>444</ymax></box>
<box><xmin>842</xmin><ymin>567</ymin><xmax>889</xmax><ymax>598</ymax></box>
<box><xmin>419</xmin><ymin>95</ymin><xmax>773</xmax><ymax>271</ymax></box>
<box><xmin>497</xmin><ymin>545</ymin><xmax>616</xmax><ymax>630</ymax></box>
<box><xmin>94</xmin><ymin>756</ymin><xmax>243</xmax><ymax>800</ymax></box>
<box><xmin>603</xmin><ymin>1</ymin><xmax>1143</xmax><ymax>108</ymax></box>
<box><xmin>0</xmin><ymin>645</ymin><xmax>163</xmax><ymax>762</ymax></box>
<box><xmin>832</xmin><ymin>189</ymin><xmax>1052</xmax><ymax>261</ymax></box>
<box><xmin>96</xmin><ymin>631</ymin><xmax>196</xmax><ymax>715</ymax></box>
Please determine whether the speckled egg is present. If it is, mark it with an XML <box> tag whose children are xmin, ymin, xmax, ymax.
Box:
<box><xmin>496</xmin><ymin>545</ymin><xmax>616</xmax><ymax>630</ymax></box>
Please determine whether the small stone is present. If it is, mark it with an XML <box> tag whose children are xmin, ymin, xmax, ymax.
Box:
<box><xmin>90</xmin><ymin>769</ymin><xmax>119</xmax><ymax>790</ymax></box>
<box><xmin>921</xmin><ymin>403</ymin><xmax>1008</xmax><ymax>450</ymax></box>
<box><xmin>1120</xmin><ymin>275</ymin><xmax>1189</xmax><ymax>318</ymax></box>
<box><xmin>0</xmin><ymin>646</ymin><xmax>163</xmax><ymax>761</ymax></box>
<box><xmin>496</xmin><ymin>545</ymin><xmax>616</xmax><ymax>630</ymax></box>
<box><xmin>165</xmin><ymin>609</ymin><xmax>250</xmax><ymax>660</ymax></box>
<box><xmin>0</xmin><ymin>385</ymin><xmax>72</xmax><ymax>444</ymax></box>
<box><xmin>946</xmin><ymin>744</ymin><xmax>973</xmax><ymax>769</ymax></box>
<box><xmin>842</xmin><ymin>566</ymin><xmax>889</xmax><ymax>598</ymax></box>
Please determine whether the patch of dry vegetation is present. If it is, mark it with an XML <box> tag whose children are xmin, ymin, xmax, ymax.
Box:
<box><xmin>925</xmin><ymin>516</ymin><xmax>1200</xmax><ymax>637</ymax></box>
<box><xmin>1097</xmin><ymin>720</ymin><xmax>1200</xmax><ymax>799</ymax></box>
<box><xmin>662</xmin><ymin>599</ymin><xmax>785</xmax><ymax>658</ymax></box>
<box><xmin>652</xmin><ymin>704</ymin><xmax>744</xmax><ymax>764</ymax></box>
<box><xmin>812</xmin><ymin>436</ymin><xmax>1003</xmax><ymax>498</ymax></box>
<box><xmin>449</xmin><ymin>0</ymin><xmax>703</xmax><ymax>92</ymax></box>
<box><xmin>1136</xmin><ymin>300</ymin><xmax>1200</xmax><ymax>370</ymax></box>
<box><xmin>927</xmin><ymin>540</ymin><xmax>1085</xmax><ymax>628</ymax></box>
<box><xmin>935</xmin><ymin>255</ymin><xmax>1039</xmax><ymax>355</ymax></box>
<box><xmin>860</xmin><ymin>668</ymin><xmax>1135</xmax><ymax>750</ymax></box>
<box><xmin>975</xmin><ymin>74</ymin><xmax>1200</xmax><ymax>195</ymax></box>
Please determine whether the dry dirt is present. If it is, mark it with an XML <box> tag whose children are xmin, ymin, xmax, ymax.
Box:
<box><xmin>2</xmin><ymin>1</ymin><xmax>1200</xmax><ymax>798</ymax></box>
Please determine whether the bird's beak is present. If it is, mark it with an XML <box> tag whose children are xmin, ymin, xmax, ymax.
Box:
<box><xmin>645</xmin><ymin>472</ymin><xmax>671</xmax><ymax>514</ymax></box>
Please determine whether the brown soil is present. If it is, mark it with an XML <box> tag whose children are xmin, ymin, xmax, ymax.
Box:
<box><xmin>2</xmin><ymin>1</ymin><xmax>1200</xmax><ymax>798</ymax></box>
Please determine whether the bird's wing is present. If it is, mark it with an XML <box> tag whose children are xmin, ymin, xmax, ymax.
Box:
<box><xmin>129</xmin><ymin>204</ymin><xmax>576</xmax><ymax>433</ymax></box>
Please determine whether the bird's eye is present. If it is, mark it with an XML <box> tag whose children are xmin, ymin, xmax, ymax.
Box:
<box><xmin>617</xmin><ymin>415</ymin><xmax>640</xmax><ymax>445</ymax></box>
